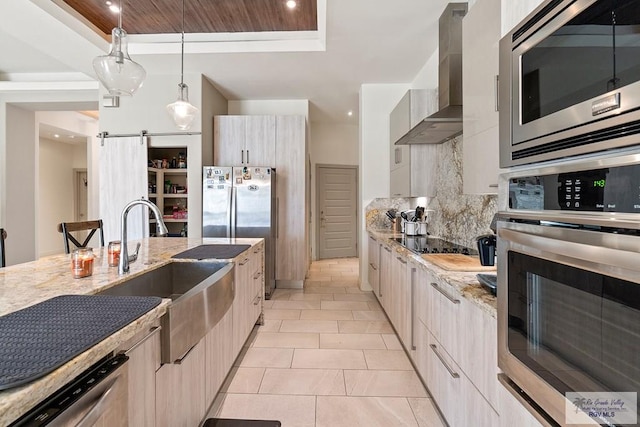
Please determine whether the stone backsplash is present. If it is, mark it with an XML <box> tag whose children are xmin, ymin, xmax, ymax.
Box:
<box><xmin>366</xmin><ymin>136</ymin><xmax>497</xmax><ymax>249</ymax></box>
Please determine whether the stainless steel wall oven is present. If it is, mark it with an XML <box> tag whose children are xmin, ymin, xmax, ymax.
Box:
<box><xmin>499</xmin><ymin>0</ymin><xmax>640</xmax><ymax>167</ymax></box>
<box><xmin>498</xmin><ymin>154</ymin><xmax>640</xmax><ymax>426</ymax></box>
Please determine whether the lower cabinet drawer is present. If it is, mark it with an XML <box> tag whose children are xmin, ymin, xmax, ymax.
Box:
<box><xmin>416</xmin><ymin>321</ymin><xmax>498</xmax><ymax>427</ymax></box>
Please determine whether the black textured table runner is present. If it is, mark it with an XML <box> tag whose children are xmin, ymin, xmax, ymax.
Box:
<box><xmin>0</xmin><ymin>294</ymin><xmax>161</xmax><ymax>390</ymax></box>
<box><xmin>172</xmin><ymin>244</ymin><xmax>251</xmax><ymax>260</ymax></box>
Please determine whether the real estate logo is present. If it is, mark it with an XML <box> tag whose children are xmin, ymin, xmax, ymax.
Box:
<box><xmin>565</xmin><ymin>392</ymin><xmax>637</xmax><ymax>425</ymax></box>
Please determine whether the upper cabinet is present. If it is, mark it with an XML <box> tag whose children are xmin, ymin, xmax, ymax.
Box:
<box><xmin>389</xmin><ymin>90</ymin><xmax>438</xmax><ymax>198</ymax></box>
<box><xmin>462</xmin><ymin>0</ymin><xmax>502</xmax><ymax>194</ymax></box>
<box><xmin>213</xmin><ymin>115</ymin><xmax>276</xmax><ymax>166</ymax></box>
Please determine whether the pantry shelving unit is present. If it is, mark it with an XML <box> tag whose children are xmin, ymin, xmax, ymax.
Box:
<box><xmin>147</xmin><ymin>147</ymin><xmax>189</xmax><ymax>237</ymax></box>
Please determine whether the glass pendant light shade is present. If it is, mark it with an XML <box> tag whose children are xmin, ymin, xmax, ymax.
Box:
<box><xmin>167</xmin><ymin>83</ymin><xmax>198</xmax><ymax>130</ymax></box>
<box><xmin>93</xmin><ymin>27</ymin><xmax>146</xmax><ymax>96</ymax></box>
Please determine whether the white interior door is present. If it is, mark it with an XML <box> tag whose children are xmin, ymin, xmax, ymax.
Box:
<box><xmin>317</xmin><ymin>166</ymin><xmax>357</xmax><ymax>259</ymax></box>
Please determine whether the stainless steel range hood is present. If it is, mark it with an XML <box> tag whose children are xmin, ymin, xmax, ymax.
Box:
<box><xmin>396</xmin><ymin>3</ymin><xmax>467</xmax><ymax>145</ymax></box>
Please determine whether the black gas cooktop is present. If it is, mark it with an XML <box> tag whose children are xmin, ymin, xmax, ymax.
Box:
<box><xmin>394</xmin><ymin>236</ymin><xmax>478</xmax><ymax>256</ymax></box>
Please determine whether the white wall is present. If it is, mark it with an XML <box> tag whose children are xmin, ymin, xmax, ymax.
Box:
<box><xmin>309</xmin><ymin>123</ymin><xmax>358</xmax><ymax>260</ymax></box>
<box><xmin>97</xmin><ymin>73</ymin><xmax>227</xmax><ymax>239</ymax></box>
<box><xmin>358</xmin><ymin>84</ymin><xmax>410</xmax><ymax>289</ymax></box>
<box><xmin>35</xmin><ymin>111</ymin><xmax>98</xmax><ymax>257</ymax></box>
<box><xmin>0</xmin><ymin>88</ymin><xmax>99</xmax><ymax>265</ymax></box>
<box><xmin>99</xmin><ymin>73</ymin><xmax>204</xmax><ymax>134</ymax></box>
<box><xmin>201</xmin><ymin>76</ymin><xmax>228</xmax><ymax>166</ymax></box>
<box><xmin>411</xmin><ymin>50</ymin><xmax>439</xmax><ymax>90</ymax></box>
<box><xmin>38</xmin><ymin>138</ymin><xmax>87</xmax><ymax>257</ymax></box>
<box><xmin>228</xmin><ymin>100</ymin><xmax>309</xmax><ymax>117</ymax></box>
<box><xmin>5</xmin><ymin>105</ymin><xmax>37</xmax><ymax>265</ymax></box>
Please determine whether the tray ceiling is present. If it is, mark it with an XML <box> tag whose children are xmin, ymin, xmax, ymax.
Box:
<box><xmin>61</xmin><ymin>0</ymin><xmax>317</xmax><ymax>35</ymax></box>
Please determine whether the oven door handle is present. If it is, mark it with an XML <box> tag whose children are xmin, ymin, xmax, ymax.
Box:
<box><xmin>499</xmin><ymin>224</ymin><xmax>640</xmax><ymax>276</ymax></box>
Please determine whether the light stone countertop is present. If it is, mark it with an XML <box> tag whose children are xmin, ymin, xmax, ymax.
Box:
<box><xmin>367</xmin><ymin>229</ymin><xmax>497</xmax><ymax>318</ymax></box>
<box><xmin>0</xmin><ymin>236</ymin><xmax>262</xmax><ymax>426</ymax></box>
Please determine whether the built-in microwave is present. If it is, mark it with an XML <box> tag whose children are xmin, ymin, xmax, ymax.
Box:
<box><xmin>499</xmin><ymin>0</ymin><xmax>640</xmax><ymax>167</ymax></box>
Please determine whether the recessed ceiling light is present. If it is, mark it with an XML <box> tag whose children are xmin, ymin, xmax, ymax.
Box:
<box><xmin>69</xmin><ymin>135</ymin><xmax>75</xmax><ymax>139</ymax></box>
<box><xmin>286</xmin><ymin>0</ymin><xmax>297</xmax><ymax>9</ymax></box>
<box><xmin>53</xmin><ymin>134</ymin><xmax>60</xmax><ymax>138</ymax></box>
<box><xmin>105</xmin><ymin>0</ymin><xmax>112</xmax><ymax>4</ymax></box>
<box><xmin>347</xmin><ymin>111</ymin><xmax>353</xmax><ymax>117</ymax></box>
<box><xmin>108</xmin><ymin>3</ymin><xmax>120</xmax><ymax>13</ymax></box>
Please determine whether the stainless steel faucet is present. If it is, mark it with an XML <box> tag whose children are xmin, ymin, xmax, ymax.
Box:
<box><xmin>119</xmin><ymin>198</ymin><xmax>168</xmax><ymax>274</ymax></box>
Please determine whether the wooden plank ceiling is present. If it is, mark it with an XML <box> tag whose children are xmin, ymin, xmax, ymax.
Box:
<box><xmin>62</xmin><ymin>0</ymin><xmax>317</xmax><ymax>34</ymax></box>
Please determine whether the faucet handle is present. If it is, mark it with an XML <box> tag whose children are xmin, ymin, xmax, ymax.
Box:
<box><xmin>127</xmin><ymin>242</ymin><xmax>141</xmax><ymax>264</ymax></box>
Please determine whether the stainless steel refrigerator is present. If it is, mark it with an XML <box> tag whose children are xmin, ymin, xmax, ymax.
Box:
<box><xmin>203</xmin><ymin>166</ymin><xmax>276</xmax><ymax>298</ymax></box>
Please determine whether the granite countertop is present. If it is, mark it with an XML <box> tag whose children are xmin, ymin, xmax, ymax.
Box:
<box><xmin>367</xmin><ymin>229</ymin><xmax>497</xmax><ymax>317</ymax></box>
<box><xmin>0</xmin><ymin>236</ymin><xmax>262</xmax><ymax>426</ymax></box>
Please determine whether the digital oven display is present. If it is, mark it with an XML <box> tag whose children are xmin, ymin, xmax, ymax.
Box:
<box><xmin>509</xmin><ymin>164</ymin><xmax>640</xmax><ymax>213</ymax></box>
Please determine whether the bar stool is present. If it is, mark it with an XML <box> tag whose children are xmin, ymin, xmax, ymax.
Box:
<box><xmin>57</xmin><ymin>220</ymin><xmax>105</xmax><ymax>254</ymax></box>
<box><xmin>0</xmin><ymin>228</ymin><xmax>6</xmax><ymax>267</ymax></box>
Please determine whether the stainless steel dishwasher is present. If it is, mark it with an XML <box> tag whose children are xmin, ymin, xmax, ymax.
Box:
<box><xmin>9</xmin><ymin>353</ymin><xmax>128</xmax><ymax>427</ymax></box>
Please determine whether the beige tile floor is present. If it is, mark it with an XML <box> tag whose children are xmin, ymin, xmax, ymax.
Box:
<box><xmin>209</xmin><ymin>258</ymin><xmax>446</xmax><ymax>427</ymax></box>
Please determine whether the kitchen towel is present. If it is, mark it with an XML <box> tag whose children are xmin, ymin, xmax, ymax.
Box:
<box><xmin>171</xmin><ymin>244</ymin><xmax>251</xmax><ymax>260</ymax></box>
<box><xmin>0</xmin><ymin>294</ymin><xmax>161</xmax><ymax>390</ymax></box>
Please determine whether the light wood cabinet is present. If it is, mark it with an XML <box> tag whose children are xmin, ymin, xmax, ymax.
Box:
<box><xmin>250</xmin><ymin>243</ymin><xmax>265</xmax><ymax>323</ymax></box>
<box><xmin>204</xmin><ymin>308</ymin><xmax>234</xmax><ymax>406</ymax></box>
<box><xmin>458</xmin><ymin>293</ymin><xmax>499</xmax><ymax>411</ymax></box>
<box><xmin>275</xmin><ymin>115</ymin><xmax>308</xmax><ymax>286</ymax></box>
<box><xmin>391</xmin><ymin>248</ymin><xmax>410</xmax><ymax>349</ymax></box>
<box><xmin>232</xmin><ymin>251</ymin><xmax>256</xmax><ymax>356</ymax></box>
<box><xmin>378</xmin><ymin>243</ymin><xmax>392</xmax><ymax>311</ymax></box>
<box><xmin>462</xmin><ymin>0</ymin><xmax>503</xmax><ymax>195</ymax></box>
<box><xmin>389</xmin><ymin>90</ymin><xmax>438</xmax><ymax>197</ymax></box>
<box><xmin>367</xmin><ymin>235</ymin><xmax>380</xmax><ymax>298</ymax></box>
<box><xmin>123</xmin><ymin>326</ymin><xmax>161</xmax><ymax>427</ymax></box>
<box><xmin>215</xmin><ymin>115</ymin><xmax>307</xmax><ymax>286</ymax></box>
<box><xmin>498</xmin><ymin>381</ymin><xmax>544</xmax><ymax>427</ymax></box>
<box><xmin>213</xmin><ymin>115</ymin><xmax>276</xmax><ymax>166</ymax></box>
<box><xmin>155</xmin><ymin>340</ymin><xmax>206</xmax><ymax>427</ymax></box>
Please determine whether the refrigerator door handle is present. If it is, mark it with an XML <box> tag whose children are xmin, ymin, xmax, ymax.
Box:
<box><xmin>226</xmin><ymin>185</ymin><xmax>232</xmax><ymax>238</ymax></box>
<box><xmin>276</xmin><ymin>197</ymin><xmax>279</xmax><ymax>239</ymax></box>
<box><xmin>231</xmin><ymin>186</ymin><xmax>237</xmax><ymax>239</ymax></box>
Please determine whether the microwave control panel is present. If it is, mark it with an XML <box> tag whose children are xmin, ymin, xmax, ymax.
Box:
<box><xmin>509</xmin><ymin>164</ymin><xmax>640</xmax><ymax>213</ymax></box>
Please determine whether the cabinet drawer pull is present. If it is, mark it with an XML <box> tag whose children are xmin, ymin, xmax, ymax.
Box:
<box><xmin>241</xmin><ymin>149</ymin><xmax>245</xmax><ymax>164</ymax></box>
<box><xmin>369</xmin><ymin>262</ymin><xmax>377</xmax><ymax>271</ymax></box>
<box><xmin>396</xmin><ymin>256</ymin><xmax>407</xmax><ymax>264</ymax></box>
<box><xmin>489</xmin><ymin>184</ymin><xmax>498</xmax><ymax>188</ymax></box>
<box><xmin>253</xmin><ymin>295</ymin><xmax>262</xmax><ymax>305</ymax></box>
<box><xmin>494</xmin><ymin>74</ymin><xmax>500</xmax><ymax>112</ymax></box>
<box><xmin>239</xmin><ymin>258</ymin><xmax>250</xmax><ymax>266</ymax></box>
<box><xmin>253</xmin><ymin>271</ymin><xmax>263</xmax><ymax>280</ymax></box>
<box><xmin>369</xmin><ymin>236</ymin><xmax>376</xmax><ymax>242</ymax></box>
<box><xmin>410</xmin><ymin>268</ymin><xmax>416</xmax><ymax>351</ymax></box>
<box><xmin>383</xmin><ymin>246</ymin><xmax>392</xmax><ymax>253</ymax></box>
<box><xmin>430</xmin><ymin>344</ymin><xmax>459</xmax><ymax>379</ymax></box>
<box><xmin>430</xmin><ymin>282</ymin><xmax>460</xmax><ymax>304</ymax></box>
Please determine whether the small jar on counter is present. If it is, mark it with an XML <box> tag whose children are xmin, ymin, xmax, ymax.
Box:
<box><xmin>71</xmin><ymin>248</ymin><xmax>95</xmax><ymax>278</ymax></box>
<box><xmin>108</xmin><ymin>241</ymin><xmax>121</xmax><ymax>267</ymax></box>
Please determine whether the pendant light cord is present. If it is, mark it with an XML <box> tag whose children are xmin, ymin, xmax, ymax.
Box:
<box><xmin>181</xmin><ymin>0</ymin><xmax>185</xmax><ymax>86</ymax></box>
<box><xmin>118</xmin><ymin>0</ymin><xmax>123</xmax><ymax>29</ymax></box>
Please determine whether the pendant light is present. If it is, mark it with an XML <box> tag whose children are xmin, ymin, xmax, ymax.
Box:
<box><xmin>166</xmin><ymin>0</ymin><xmax>199</xmax><ymax>130</ymax></box>
<box><xmin>92</xmin><ymin>0</ymin><xmax>146</xmax><ymax>96</ymax></box>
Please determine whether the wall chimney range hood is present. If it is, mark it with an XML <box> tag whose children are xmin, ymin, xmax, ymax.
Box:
<box><xmin>396</xmin><ymin>3</ymin><xmax>467</xmax><ymax>145</ymax></box>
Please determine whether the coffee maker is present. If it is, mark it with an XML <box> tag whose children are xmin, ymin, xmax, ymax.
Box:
<box><xmin>476</xmin><ymin>234</ymin><xmax>496</xmax><ymax>266</ymax></box>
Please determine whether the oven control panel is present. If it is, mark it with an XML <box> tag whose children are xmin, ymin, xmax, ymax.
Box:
<box><xmin>509</xmin><ymin>163</ymin><xmax>640</xmax><ymax>212</ymax></box>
